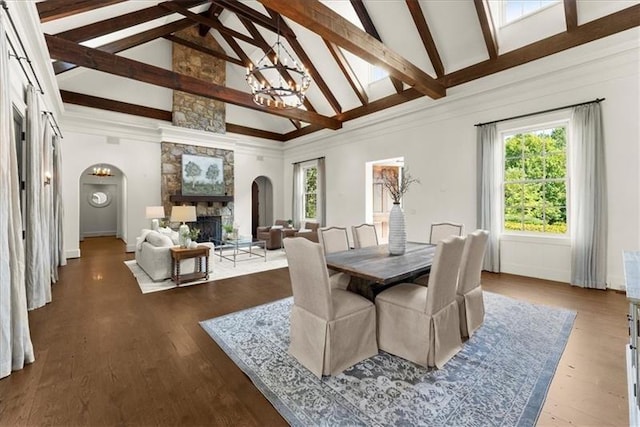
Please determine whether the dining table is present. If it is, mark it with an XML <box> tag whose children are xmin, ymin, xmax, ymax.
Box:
<box><xmin>325</xmin><ymin>242</ymin><xmax>437</xmax><ymax>300</ymax></box>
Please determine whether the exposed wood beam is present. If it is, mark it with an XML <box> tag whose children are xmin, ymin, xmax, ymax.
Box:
<box><xmin>406</xmin><ymin>0</ymin><xmax>444</xmax><ymax>77</ymax></box>
<box><xmin>158</xmin><ymin>2</ymin><xmax>263</xmax><ymax>48</ymax></box>
<box><xmin>443</xmin><ymin>4</ymin><xmax>640</xmax><ymax>88</ymax></box>
<box><xmin>60</xmin><ymin>90</ymin><xmax>173</xmax><ymax>121</ymax></box>
<box><xmin>199</xmin><ymin>4</ymin><xmax>225</xmax><ymax>37</ymax></box>
<box><xmin>53</xmin><ymin>18</ymin><xmax>195</xmax><ymax>75</ymax></box>
<box><xmin>473</xmin><ymin>0</ymin><xmax>499</xmax><ymax>60</ymax></box>
<box><xmin>37</xmin><ymin>0</ymin><xmax>126</xmax><ymax>23</ymax></box>
<box><xmin>260</xmin><ymin>0</ymin><xmax>445</xmax><ymax>99</ymax></box>
<box><xmin>564</xmin><ymin>0</ymin><xmax>578</xmax><ymax>31</ymax></box>
<box><xmin>284</xmin><ymin>88</ymin><xmax>424</xmax><ymax>140</ymax></box>
<box><xmin>46</xmin><ymin>35</ymin><xmax>341</xmax><ymax>130</ymax></box>
<box><xmin>212</xmin><ymin>0</ymin><xmax>295</xmax><ymax>38</ymax></box>
<box><xmin>53</xmin><ymin>1</ymin><xmax>209</xmax><ymax>43</ymax></box>
<box><xmin>237</xmin><ymin>16</ymin><xmax>317</xmax><ymax>113</ymax></box>
<box><xmin>350</xmin><ymin>0</ymin><xmax>404</xmax><ymax>93</ymax></box>
<box><xmin>61</xmin><ymin>90</ymin><xmax>285</xmax><ymax>141</ymax></box>
<box><xmin>163</xmin><ymin>35</ymin><xmax>244</xmax><ymax>67</ymax></box>
<box><xmin>214</xmin><ymin>20</ymin><xmax>302</xmax><ymax>130</ymax></box>
<box><xmin>266</xmin><ymin>10</ymin><xmax>344</xmax><ymax>114</ymax></box>
<box><xmin>325</xmin><ymin>41</ymin><xmax>368</xmax><ymax>105</ymax></box>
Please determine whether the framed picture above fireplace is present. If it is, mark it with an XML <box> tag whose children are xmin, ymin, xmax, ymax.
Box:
<box><xmin>181</xmin><ymin>154</ymin><xmax>224</xmax><ymax>196</ymax></box>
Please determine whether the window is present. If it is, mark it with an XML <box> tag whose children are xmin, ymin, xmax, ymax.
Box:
<box><xmin>369</xmin><ymin>65</ymin><xmax>389</xmax><ymax>84</ymax></box>
<box><xmin>503</xmin><ymin>124</ymin><xmax>568</xmax><ymax>234</ymax></box>
<box><xmin>303</xmin><ymin>164</ymin><xmax>317</xmax><ymax>220</ymax></box>
<box><xmin>501</xmin><ymin>0</ymin><xmax>559</xmax><ymax>26</ymax></box>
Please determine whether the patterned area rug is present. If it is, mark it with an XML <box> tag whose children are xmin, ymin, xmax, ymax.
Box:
<box><xmin>125</xmin><ymin>249</ymin><xmax>288</xmax><ymax>294</ymax></box>
<box><xmin>200</xmin><ymin>292</ymin><xmax>575</xmax><ymax>427</ymax></box>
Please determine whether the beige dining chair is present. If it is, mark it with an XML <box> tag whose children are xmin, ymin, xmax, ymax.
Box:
<box><xmin>457</xmin><ymin>229</ymin><xmax>489</xmax><ymax>338</ymax></box>
<box><xmin>352</xmin><ymin>223</ymin><xmax>379</xmax><ymax>249</ymax></box>
<box><xmin>318</xmin><ymin>226</ymin><xmax>351</xmax><ymax>289</ymax></box>
<box><xmin>429</xmin><ymin>222</ymin><xmax>464</xmax><ymax>244</ymax></box>
<box><xmin>283</xmin><ymin>237</ymin><xmax>379</xmax><ymax>378</ymax></box>
<box><xmin>376</xmin><ymin>236</ymin><xmax>465</xmax><ymax>368</ymax></box>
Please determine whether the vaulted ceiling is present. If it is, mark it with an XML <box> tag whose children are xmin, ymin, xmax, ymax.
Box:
<box><xmin>38</xmin><ymin>0</ymin><xmax>640</xmax><ymax>142</ymax></box>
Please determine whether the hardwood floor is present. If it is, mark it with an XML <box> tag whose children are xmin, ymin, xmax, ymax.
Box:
<box><xmin>0</xmin><ymin>237</ymin><xmax>629</xmax><ymax>426</ymax></box>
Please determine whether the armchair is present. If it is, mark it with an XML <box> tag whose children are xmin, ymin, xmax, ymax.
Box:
<box><xmin>257</xmin><ymin>219</ymin><xmax>295</xmax><ymax>250</ymax></box>
<box><xmin>293</xmin><ymin>221</ymin><xmax>320</xmax><ymax>243</ymax></box>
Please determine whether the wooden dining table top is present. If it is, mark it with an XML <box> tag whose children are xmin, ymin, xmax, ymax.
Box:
<box><xmin>325</xmin><ymin>242</ymin><xmax>437</xmax><ymax>285</ymax></box>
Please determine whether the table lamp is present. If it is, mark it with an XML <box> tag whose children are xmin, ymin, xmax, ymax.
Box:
<box><xmin>145</xmin><ymin>206</ymin><xmax>165</xmax><ymax>231</ymax></box>
<box><xmin>170</xmin><ymin>205</ymin><xmax>197</xmax><ymax>247</ymax></box>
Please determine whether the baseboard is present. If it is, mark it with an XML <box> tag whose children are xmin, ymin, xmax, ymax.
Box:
<box><xmin>125</xmin><ymin>244</ymin><xmax>136</xmax><ymax>253</ymax></box>
<box><xmin>500</xmin><ymin>262</ymin><xmax>570</xmax><ymax>283</ymax></box>
<box><xmin>66</xmin><ymin>249</ymin><xmax>81</xmax><ymax>259</ymax></box>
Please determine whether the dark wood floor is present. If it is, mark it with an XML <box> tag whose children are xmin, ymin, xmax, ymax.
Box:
<box><xmin>0</xmin><ymin>237</ymin><xmax>629</xmax><ymax>426</ymax></box>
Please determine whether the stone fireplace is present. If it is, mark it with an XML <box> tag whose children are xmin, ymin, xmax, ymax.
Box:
<box><xmin>195</xmin><ymin>215</ymin><xmax>222</xmax><ymax>242</ymax></box>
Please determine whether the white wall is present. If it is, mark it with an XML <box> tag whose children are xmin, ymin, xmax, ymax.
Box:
<box><xmin>282</xmin><ymin>30</ymin><xmax>639</xmax><ymax>290</ymax></box>
<box><xmin>60</xmin><ymin>108</ymin><xmax>285</xmax><ymax>256</ymax></box>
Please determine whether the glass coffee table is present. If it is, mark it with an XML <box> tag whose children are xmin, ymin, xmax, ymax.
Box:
<box><xmin>212</xmin><ymin>237</ymin><xmax>267</xmax><ymax>267</ymax></box>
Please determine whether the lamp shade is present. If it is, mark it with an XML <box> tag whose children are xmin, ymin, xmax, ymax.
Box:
<box><xmin>170</xmin><ymin>205</ymin><xmax>196</xmax><ymax>223</ymax></box>
<box><xmin>145</xmin><ymin>206</ymin><xmax>165</xmax><ymax>219</ymax></box>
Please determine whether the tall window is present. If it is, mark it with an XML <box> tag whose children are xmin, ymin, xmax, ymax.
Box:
<box><xmin>503</xmin><ymin>124</ymin><xmax>568</xmax><ymax>234</ymax></box>
<box><xmin>303</xmin><ymin>164</ymin><xmax>317</xmax><ymax>220</ymax></box>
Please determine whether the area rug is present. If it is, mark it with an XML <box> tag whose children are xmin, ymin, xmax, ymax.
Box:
<box><xmin>125</xmin><ymin>249</ymin><xmax>288</xmax><ymax>294</ymax></box>
<box><xmin>200</xmin><ymin>292</ymin><xmax>575</xmax><ymax>427</ymax></box>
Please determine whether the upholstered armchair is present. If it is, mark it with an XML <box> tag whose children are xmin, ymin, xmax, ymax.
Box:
<box><xmin>256</xmin><ymin>219</ymin><xmax>295</xmax><ymax>250</ymax></box>
<box><xmin>284</xmin><ymin>237</ymin><xmax>378</xmax><ymax>377</ymax></box>
<box><xmin>293</xmin><ymin>221</ymin><xmax>320</xmax><ymax>243</ymax></box>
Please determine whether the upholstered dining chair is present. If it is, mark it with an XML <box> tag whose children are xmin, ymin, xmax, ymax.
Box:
<box><xmin>376</xmin><ymin>236</ymin><xmax>466</xmax><ymax>368</ymax></box>
<box><xmin>352</xmin><ymin>223</ymin><xmax>379</xmax><ymax>249</ymax></box>
<box><xmin>318</xmin><ymin>226</ymin><xmax>351</xmax><ymax>289</ymax></box>
<box><xmin>283</xmin><ymin>237</ymin><xmax>378</xmax><ymax>378</ymax></box>
<box><xmin>429</xmin><ymin>222</ymin><xmax>464</xmax><ymax>244</ymax></box>
<box><xmin>457</xmin><ymin>229</ymin><xmax>489</xmax><ymax>338</ymax></box>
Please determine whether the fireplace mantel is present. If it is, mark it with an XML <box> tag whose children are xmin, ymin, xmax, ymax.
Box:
<box><xmin>169</xmin><ymin>195</ymin><xmax>233</xmax><ymax>206</ymax></box>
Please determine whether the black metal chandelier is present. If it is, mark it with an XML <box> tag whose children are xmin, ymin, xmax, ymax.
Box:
<box><xmin>245</xmin><ymin>24</ymin><xmax>311</xmax><ymax>109</ymax></box>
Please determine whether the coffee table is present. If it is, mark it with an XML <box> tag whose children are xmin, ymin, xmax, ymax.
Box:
<box><xmin>212</xmin><ymin>237</ymin><xmax>267</xmax><ymax>267</ymax></box>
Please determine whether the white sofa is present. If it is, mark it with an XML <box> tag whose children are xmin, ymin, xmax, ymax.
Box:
<box><xmin>135</xmin><ymin>229</ymin><xmax>213</xmax><ymax>281</ymax></box>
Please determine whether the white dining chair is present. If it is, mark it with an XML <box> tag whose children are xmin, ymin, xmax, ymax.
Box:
<box><xmin>376</xmin><ymin>236</ymin><xmax>465</xmax><ymax>368</ymax></box>
<box><xmin>429</xmin><ymin>222</ymin><xmax>464</xmax><ymax>244</ymax></box>
<box><xmin>457</xmin><ymin>229</ymin><xmax>489</xmax><ymax>338</ymax></box>
<box><xmin>352</xmin><ymin>223</ymin><xmax>379</xmax><ymax>249</ymax></box>
<box><xmin>318</xmin><ymin>226</ymin><xmax>351</xmax><ymax>289</ymax></box>
<box><xmin>284</xmin><ymin>237</ymin><xmax>378</xmax><ymax>378</ymax></box>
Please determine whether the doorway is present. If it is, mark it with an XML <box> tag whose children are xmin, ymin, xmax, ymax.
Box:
<box><xmin>365</xmin><ymin>157</ymin><xmax>404</xmax><ymax>244</ymax></box>
<box><xmin>79</xmin><ymin>164</ymin><xmax>125</xmax><ymax>241</ymax></box>
<box><xmin>251</xmin><ymin>176</ymin><xmax>273</xmax><ymax>237</ymax></box>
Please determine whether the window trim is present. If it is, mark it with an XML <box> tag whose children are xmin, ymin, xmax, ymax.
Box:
<box><xmin>499</xmin><ymin>116</ymin><xmax>571</xmax><ymax>237</ymax></box>
<box><xmin>498</xmin><ymin>0</ymin><xmax>561</xmax><ymax>28</ymax></box>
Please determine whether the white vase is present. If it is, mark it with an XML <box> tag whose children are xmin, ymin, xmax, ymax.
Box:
<box><xmin>388</xmin><ymin>203</ymin><xmax>406</xmax><ymax>255</ymax></box>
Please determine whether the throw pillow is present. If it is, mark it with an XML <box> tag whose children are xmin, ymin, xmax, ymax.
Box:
<box><xmin>271</xmin><ymin>225</ymin><xmax>283</xmax><ymax>229</ymax></box>
<box><xmin>145</xmin><ymin>231</ymin><xmax>174</xmax><ymax>247</ymax></box>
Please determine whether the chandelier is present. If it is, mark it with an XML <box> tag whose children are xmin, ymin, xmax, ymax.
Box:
<box><xmin>91</xmin><ymin>166</ymin><xmax>113</xmax><ymax>177</ymax></box>
<box><xmin>245</xmin><ymin>21</ymin><xmax>311</xmax><ymax>109</ymax></box>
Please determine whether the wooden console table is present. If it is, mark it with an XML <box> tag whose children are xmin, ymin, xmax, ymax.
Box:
<box><xmin>170</xmin><ymin>245</ymin><xmax>210</xmax><ymax>286</ymax></box>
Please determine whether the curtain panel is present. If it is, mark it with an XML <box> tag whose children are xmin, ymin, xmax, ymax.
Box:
<box><xmin>570</xmin><ymin>103</ymin><xmax>607</xmax><ymax>289</ymax></box>
<box><xmin>0</xmin><ymin>12</ymin><xmax>35</xmax><ymax>379</ymax></box>
<box><xmin>292</xmin><ymin>162</ymin><xmax>302</xmax><ymax>228</ymax></box>
<box><xmin>317</xmin><ymin>157</ymin><xmax>326</xmax><ymax>227</ymax></box>
<box><xmin>477</xmin><ymin>123</ymin><xmax>501</xmax><ymax>272</ymax></box>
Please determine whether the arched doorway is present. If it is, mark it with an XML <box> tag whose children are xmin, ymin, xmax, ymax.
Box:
<box><xmin>251</xmin><ymin>176</ymin><xmax>273</xmax><ymax>237</ymax></box>
<box><xmin>79</xmin><ymin>163</ymin><xmax>126</xmax><ymax>243</ymax></box>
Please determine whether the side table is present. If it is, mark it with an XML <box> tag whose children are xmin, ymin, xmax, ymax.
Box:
<box><xmin>170</xmin><ymin>245</ymin><xmax>210</xmax><ymax>286</ymax></box>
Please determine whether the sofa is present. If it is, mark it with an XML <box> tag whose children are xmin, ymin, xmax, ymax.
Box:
<box><xmin>135</xmin><ymin>228</ymin><xmax>213</xmax><ymax>281</ymax></box>
<box><xmin>294</xmin><ymin>221</ymin><xmax>320</xmax><ymax>243</ymax></box>
<box><xmin>256</xmin><ymin>219</ymin><xmax>296</xmax><ymax>250</ymax></box>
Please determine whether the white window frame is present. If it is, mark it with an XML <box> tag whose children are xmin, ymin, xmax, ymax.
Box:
<box><xmin>499</xmin><ymin>113</ymin><xmax>571</xmax><ymax>237</ymax></box>
<box><xmin>498</xmin><ymin>0</ymin><xmax>560</xmax><ymax>27</ymax></box>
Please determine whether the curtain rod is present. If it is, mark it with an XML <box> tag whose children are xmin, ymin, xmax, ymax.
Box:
<box><xmin>44</xmin><ymin>111</ymin><xmax>63</xmax><ymax>139</ymax></box>
<box><xmin>292</xmin><ymin>156</ymin><xmax>325</xmax><ymax>165</ymax></box>
<box><xmin>474</xmin><ymin>98</ymin><xmax>605</xmax><ymax>127</ymax></box>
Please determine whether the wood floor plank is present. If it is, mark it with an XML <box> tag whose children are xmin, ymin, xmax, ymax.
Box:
<box><xmin>0</xmin><ymin>237</ymin><xmax>629</xmax><ymax>426</ymax></box>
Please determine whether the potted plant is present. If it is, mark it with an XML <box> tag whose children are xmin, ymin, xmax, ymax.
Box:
<box><xmin>382</xmin><ymin>169</ymin><xmax>420</xmax><ymax>255</ymax></box>
<box><xmin>287</xmin><ymin>219</ymin><xmax>293</xmax><ymax>228</ymax></box>
<box><xmin>222</xmin><ymin>223</ymin><xmax>234</xmax><ymax>241</ymax></box>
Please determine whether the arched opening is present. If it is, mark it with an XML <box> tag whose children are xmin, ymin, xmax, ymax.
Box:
<box><xmin>79</xmin><ymin>163</ymin><xmax>127</xmax><ymax>245</ymax></box>
<box><xmin>365</xmin><ymin>157</ymin><xmax>404</xmax><ymax>244</ymax></box>
<box><xmin>252</xmin><ymin>176</ymin><xmax>273</xmax><ymax>237</ymax></box>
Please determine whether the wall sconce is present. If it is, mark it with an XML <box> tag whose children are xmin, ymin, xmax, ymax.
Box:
<box><xmin>44</xmin><ymin>173</ymin><xmax>52</xmax><ymax>186</ymax></box>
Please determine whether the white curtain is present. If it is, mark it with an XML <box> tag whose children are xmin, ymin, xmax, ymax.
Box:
<box><xmin>317</xmin><ymin>157</ymin><xmax>326</xmax><ymax>227</ymax></box>
<box><xmin>292</xmin><ymin>162</ymin><xmax>302</xmax><ymax>228</ymax></box>
<box><xmin>42</xmin><ymin>120</ymin><xmax>53</xmax><ymax>284</ymax></box>
<box><xmin>52</xmin><ymin>134</ymin><xmax>66</xmax><ymax>281</ymax></box>
<box><xmin>25</xmin><ymin>85</ymin><xmax>51</xmax><ymax>309</ymax></box>
<box><xmin>0</xmin><ymin>12</ymin><xmax>35</xmax><ymax>379</ymax></box>
<box><xmin>477</xmin><ymin>123</ymin><xmax>501</xmax><ymax>272</ymax></box>
<box><xmin>570</xmin><ymin>103</ymin><xmax>607</xmax><ymax>289</ymax></box>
